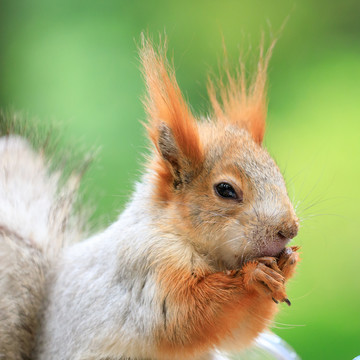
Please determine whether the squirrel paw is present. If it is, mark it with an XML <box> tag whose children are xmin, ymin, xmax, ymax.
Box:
<box><xmin>241</xmin><ymin>260</ymin><xmax>288</xmax><ymax>305</ymax></box>
<box><xmin>277</xmin><ymin>246</ymin><xmax>300</xmax><ymax>281</ymax></box>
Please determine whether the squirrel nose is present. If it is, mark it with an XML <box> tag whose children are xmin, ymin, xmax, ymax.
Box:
<box><xmin>277</xmin><ymin>218</ymin><xmax>299</xmax><ymax>241</ymax></box>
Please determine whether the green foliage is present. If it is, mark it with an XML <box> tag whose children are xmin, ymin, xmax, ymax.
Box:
<box><xmin>0</xmin><ymin>1</ymin><xmax>359</xmax><ymax>358</ymax></box>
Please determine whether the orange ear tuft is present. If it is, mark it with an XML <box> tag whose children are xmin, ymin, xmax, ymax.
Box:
<box><xmin>208</xmin><ymin>38</ymin><xmax>276</xmax><ymax>144</ymax></box>
<box><xmin>139</xmin><ymin>35</ymin><xmax>203</xmax><ymax>165</ymax></box>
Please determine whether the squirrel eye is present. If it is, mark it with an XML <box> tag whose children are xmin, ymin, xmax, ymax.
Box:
<box><xmin>214</xmin><ymin>182</ymin><xmax>241</xmax><ymax>201</ymax></box>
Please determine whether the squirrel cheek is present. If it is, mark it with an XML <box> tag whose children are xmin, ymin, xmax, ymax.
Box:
<box><xmin>219</xmin><ymin>228</ymin><xmax>250</xmax><ymax>261</ymax></box>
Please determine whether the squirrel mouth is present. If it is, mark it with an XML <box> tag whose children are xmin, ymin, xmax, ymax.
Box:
<box><xmin>261</xmin><ymin>247</ymin><xmax>286</xmax><ymax>258</ymax></box>
<box><xmin>234</xmin><ymin>236</ymin><xmax>292</xmax><ymax>268</ymax></box>
<box><xmin>260</xmin><ymin>238</ymin><xmax>290</xmax><ymax>258</ymax></box>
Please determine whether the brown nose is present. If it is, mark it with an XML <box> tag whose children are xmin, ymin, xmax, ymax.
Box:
<box><xmin>277</xmin><ymin>218</ymin><xmax>299</xmax><ymax>240</ymax></box>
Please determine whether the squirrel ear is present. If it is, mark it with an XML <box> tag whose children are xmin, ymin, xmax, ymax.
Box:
<box><xmin>156</xmin><ymin>122</ymin><xmax>188</xmax><ymax>189</ymax></box>
<box><xmin>208</xmin><ymin>39</ymin><xmax>275</xmax><ymax>145</ymax></box>
<box><xmin>139</xmin><ymin>35</ymin><xmax>203</xmax><ymax>193</ymax></box>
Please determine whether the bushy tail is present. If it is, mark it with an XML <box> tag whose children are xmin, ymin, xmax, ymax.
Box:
<box><xmin>0</xmin><ymin>115</ymin><xmax>86</xmax><ymax>359</ymax></box>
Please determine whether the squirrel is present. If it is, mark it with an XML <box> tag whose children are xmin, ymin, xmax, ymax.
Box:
<box><xmin>0</xmin><ymin>35</ymin><xmax>300</xmax><ymax>360</ymax></box>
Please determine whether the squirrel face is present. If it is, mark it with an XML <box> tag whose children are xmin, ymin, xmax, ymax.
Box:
<box><xmin>140</xmin><ymin>37</ymin><xmax>299</xmax><ymax>269</ymax></box>
<box><xmin>186</xmin><ymin>123</ymin><xmax>298</xmax><ymax>268</ymax></box>
<box><xmin>151</xmin><ymin>122</ymin><xmax>299</xmax><ymax>269</ymax></box>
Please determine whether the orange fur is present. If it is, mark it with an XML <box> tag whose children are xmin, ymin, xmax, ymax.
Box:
<box><xmin>138</xmin><ymin>36</ymin><xmax>300</xmax><ymax>359</ymax></box>
<box><xmin>149</xmin><ymin>158</ymin><xmax>174</xmax><ymax>201</ymax></box>
<box><xmin>140</xmin><ymin>36</ymin><xmax>276</xmax><ymax>201</ymax></box>
<box><xmin>208</xmin><ymin>38</ymin><xmax>276</xmax><ymax>144</ymax></box>
<box><xmin>140</xmin><ymin>36</ymin><xmax>203</xmax><ymax>200</ymax></box>
<box><xmin>155</xmin><ymin>262</ymin><xmax>280</xmax><ymax>359</ymax></box>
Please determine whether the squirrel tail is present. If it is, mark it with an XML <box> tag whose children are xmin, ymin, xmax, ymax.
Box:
<box><xmin>0</xmin><ymin>113</ymin><xmax>86</xmax><ymax>359</ymax></box>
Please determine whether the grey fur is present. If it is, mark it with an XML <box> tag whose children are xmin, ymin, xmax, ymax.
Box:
<box><xmin>0</xmin><ymin>115</ymin><xmax>86</xmax><ymax>360</ymax></box>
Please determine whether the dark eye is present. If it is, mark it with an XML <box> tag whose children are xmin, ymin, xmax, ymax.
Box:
<box><xmin>214</xmin><ymin>182</ymin><xmax>240</xmax><ymax>200</ymax></box>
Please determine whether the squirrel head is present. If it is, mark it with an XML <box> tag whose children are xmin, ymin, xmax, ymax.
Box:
<box><xmin>140</xmin><ymin>36</ymin><xmax>299</xmax><ymax>269</ymax></box>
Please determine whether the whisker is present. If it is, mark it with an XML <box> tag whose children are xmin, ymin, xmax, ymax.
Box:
<box><xmin>300</xmin><ymin>213</ymin><xmax>347</xmax><ymax>221</ymax></box>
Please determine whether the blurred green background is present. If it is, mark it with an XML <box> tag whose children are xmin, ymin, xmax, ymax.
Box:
<box><xmin>0</xmin><ymin>1</ymin><xmax>359</xmax><ymax>359</ymax></box>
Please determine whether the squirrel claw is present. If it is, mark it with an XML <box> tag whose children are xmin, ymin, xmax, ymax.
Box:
<box><xmin>272</xmin><ymin>297</ymin><xmax>279</xmax><ymax>304</ymax></box>
<box><xmin>283</xmin><ymin>298</ymin><xmax>291</xmax><ymax>306</ymax></box>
